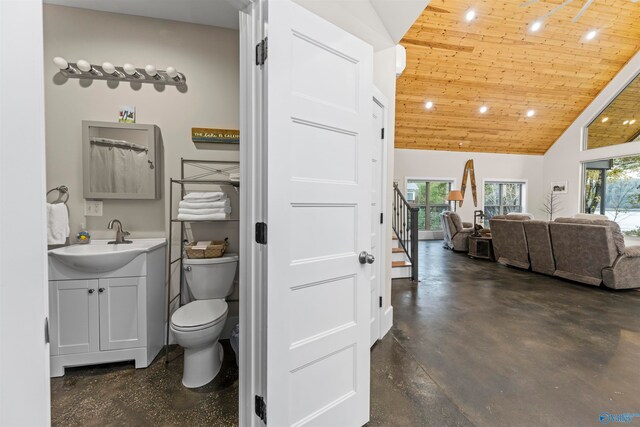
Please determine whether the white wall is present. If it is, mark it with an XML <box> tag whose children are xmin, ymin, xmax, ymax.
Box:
<box><xmin>394</xmin><ymin>149</ymin><xmax>545</xmax><ymax>237</ymax></box>
<box><xmin>0</xmin><ymin>0</ymin><xmax>51</xmax><ymax>424</ymax></box>
<box><xmin>292</xmin><ymin>0</ymin><xmax>429</xmax><ymax>50</ymax></box>
<box><xmin>543</xmin><ymin>51</ymin><xmax>640</xmax><ymax>218</ymax></box>
<box><xmin>44</xmin><ymin>5</ymin><xmax>240</xmax><ymax>241</ymax></box>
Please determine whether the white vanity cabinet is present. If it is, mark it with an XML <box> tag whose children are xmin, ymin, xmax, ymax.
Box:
<box><xmin>48</xmin><ymin>239</ymin><xmax>166</xmax><ymax>377</ymax></box>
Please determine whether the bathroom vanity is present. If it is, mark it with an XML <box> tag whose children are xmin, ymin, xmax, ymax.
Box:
<box><xmin>48</xmin><ymin>239</ymin><xmax>166</xmax><ymax>377</ymax></box>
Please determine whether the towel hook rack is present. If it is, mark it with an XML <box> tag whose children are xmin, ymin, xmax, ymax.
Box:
<box><xmin>47</xmin><ymin>185</ymin><xmax>69</xmax><ymax>204</ymax></box>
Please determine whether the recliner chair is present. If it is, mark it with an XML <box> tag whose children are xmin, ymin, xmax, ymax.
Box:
<box><xmin>442</xmin><ymin>211</ymin><xmax>474</xmax><ymax>252</ymax></box>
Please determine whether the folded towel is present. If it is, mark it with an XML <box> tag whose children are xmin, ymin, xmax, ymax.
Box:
<box><xmin>177</xmin><ymin>213</ymin><xmax>228</xmax><ymax>221</ymax></box>
<box><xmin>47</xmin><ymin>203</ymin><xmax>69</xmax><ymax>245</ymax></box>
<box><xmin>178</xmin><ymin>207</ymin><xmax>231</xmax><ymax>215</ymax></box>
<box><xmin>229</xmin><ymin>173</ymin><xmax>240</xmax><ymax>182</ymax></box>
<box><xmin>193</xmin><ymin>241</ymin><xmax>212</xmax><ymax>249</ymax></box>
<box><xmin>183</xmin><ymin>192</ymin><xmax>225</xmax><ymax>201</ymax></box>
<box><xmin>179</xmin><ymin>199</ymin><xmax>230</xmax><ymax>209</ymax></box>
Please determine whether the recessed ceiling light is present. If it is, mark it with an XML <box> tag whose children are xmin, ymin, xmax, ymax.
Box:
<box><xmin>479</xmin><ymin>105</ymin><xmax>488</xmax><ymax>114</ymax></box>
<box><xmin>585</xmin><ymin>30</ymin><xmax>597</xmax><ymax>40</ymax></box>
<box><xmin>630</xmin><ymin>119</ymin><xmax>637</xmax><ymax>125</ymax></box>
<box><xmin>530</xmin><ymin>21</ymin><xmax>543</xmax><ymax>32</ymax></box>
<box><xmin>526</xmin><ymin>109</ymin><xmax>535</xmax><ymax>118</ymax></box>
<box><xmin>465</xmin><ymin>9</ymin><xmax>476</xmax><ymax>22</ymax></box>
<box><xmin>601</xmin><ymin>117</ymin><xmax>609</xmax><ymax>123</ymax></box>
<box><xmin>425</xmin><ymin>101</ymin><xmax>434</xmax><ymax>109</ymax></box>
<box><xmin>623</xmin><ymin>120</ymin><xmax>629</xmax><ymax>125</ymax></box>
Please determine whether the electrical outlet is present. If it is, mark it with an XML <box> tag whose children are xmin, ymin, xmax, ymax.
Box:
<box><xmin>84</xmin><ymin>200</ymin><xmax>103</xmax><ymax>216</ymax></box>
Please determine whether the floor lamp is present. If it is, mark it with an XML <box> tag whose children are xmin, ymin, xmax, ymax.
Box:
<box><xmin>447</xmin><ymin>190</ymin><xmax>463</xmax><ymax>212</ymax></box>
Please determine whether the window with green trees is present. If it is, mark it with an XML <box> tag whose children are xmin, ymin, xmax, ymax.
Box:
<box><xmin>407</xmin><ymin>180</ymin><xmax>452</xmax><ymax>231</ymax></box>
<box><xmin>484</xmin><ymin>182</ymin><xmax>524</xmax><ymax>225</ymax></box>
<box><xmin>584</xmin><ymin>155</ymin><xmax>640</xmax><ymax>236</ymax></box>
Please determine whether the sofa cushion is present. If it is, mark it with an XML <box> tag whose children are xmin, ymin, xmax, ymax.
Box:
<box><xmin>554</xmin><ymin>217</ymin><xmax>625</xmax><ymax>255</ymax></box>
<box><xmin>489</xmin><ymin>217</ymin><xmax>530</xmax><ymax>269</ymax></box>
<box><xmin>449</xmin><ymin>212</ymin><xmax>464</xmax><ymax>232</ymax></box>
<box><xmin>549</xmin><ymin>220</ymin><xmax>620</xmax><ymax>286</ymax></box>
<box><xmin>523</xmin><ymin>220</ymin><xmax>555</xmax><ymax>275</ymax></box>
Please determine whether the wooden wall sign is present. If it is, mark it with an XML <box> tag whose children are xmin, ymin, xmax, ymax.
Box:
<box><xmin>459</xmin><ymin>159</ymin><xmax>477</xmax><ymax>208</ymax></box>
<box><xmin>191</xmin><ymin>128</ymin><xmax>240</xmax><ymax>144</ymax></box>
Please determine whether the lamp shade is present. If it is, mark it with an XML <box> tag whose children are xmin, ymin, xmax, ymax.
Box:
<box><xmin>447</xmin><ymin>190</ymin><xmax>464</xmax><ymax>202</ymax></box>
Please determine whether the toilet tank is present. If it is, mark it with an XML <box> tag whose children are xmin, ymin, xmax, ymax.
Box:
<box><xmin>183</xmin><ymin>254</ymin><xmax>238</xmax><ymax>299</ymax></box>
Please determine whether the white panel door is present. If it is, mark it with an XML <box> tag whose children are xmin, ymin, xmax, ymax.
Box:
<box><xmin>49</xmin><ymin>280</ymin><xmax>99</xmax><ymax>355</ymax></box>
<box><xmin>370</xmin><ymin>100</ymin><xmax>384</xmax><ymax>346</ymax></box>
<box><xmin>265</xmin><ymin>0</ymin><xmax>373</xmax><ymax>425</ymax></box>
<box><xmin>98</xmin><ymin>277</ymin><xmax>146</xmax><ymax>351</ymax></box>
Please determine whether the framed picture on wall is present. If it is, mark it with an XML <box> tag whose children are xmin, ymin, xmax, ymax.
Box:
<box><xmin>551</xmin><ymin>181</ymin><xmax>568</xmax><ymax>194</ymax></box>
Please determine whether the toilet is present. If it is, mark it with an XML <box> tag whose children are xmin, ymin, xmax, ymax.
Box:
<box><xmin>170</xmin><ymin>253</ymin><xmax>238</xmax><ymax>388</ymax></box>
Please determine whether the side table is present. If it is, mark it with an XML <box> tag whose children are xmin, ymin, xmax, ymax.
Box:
<box><xmin>468</xmin><ymin>235</ymin><xmax>495</xmax><ymax>261</ymax></box>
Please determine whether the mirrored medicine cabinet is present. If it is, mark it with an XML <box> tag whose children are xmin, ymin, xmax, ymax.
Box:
<box><xmin>82</xmin><ymin>121</ymin><xmax>162</xmax><ymax>200</ymax></box>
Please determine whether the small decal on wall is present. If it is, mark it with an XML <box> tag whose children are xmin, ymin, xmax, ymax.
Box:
<box><xmin>551</xmin><ymin>181</ymin><xmax>568</xmax><ymax>194</ymax></box>
<box><xmin>192</xmin><ymin>128</ymin><xmax>240</xmax><ymax>144</ymax></box>
<box><xmin>119</xmin><ymin>106</ymin><xmax>136</xmax><ymax>123</ymax></box>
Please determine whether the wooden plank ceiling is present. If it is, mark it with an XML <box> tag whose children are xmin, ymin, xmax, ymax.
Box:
<box><xmin>395</xmin><ymin>0</ymin><xmax>640</xmax><ymax>154</ymax></box>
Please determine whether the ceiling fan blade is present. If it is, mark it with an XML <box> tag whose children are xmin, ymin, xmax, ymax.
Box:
<box><xmin>573</xmin><ymin>0</ymin><xmax>595</xmax><ymax>22</ymax></box>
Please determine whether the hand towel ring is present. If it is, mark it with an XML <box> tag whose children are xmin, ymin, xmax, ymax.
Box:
<box><xmin>47</xmin><ymin>185</ymin><xmax>69</xmax><ymax>204</ymax></box>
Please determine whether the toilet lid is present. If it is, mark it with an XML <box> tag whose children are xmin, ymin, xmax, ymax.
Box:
<box><xmin>171</xmin><ymin>300</ymin><xmax>228</xmax><ymax>329</ymax></box>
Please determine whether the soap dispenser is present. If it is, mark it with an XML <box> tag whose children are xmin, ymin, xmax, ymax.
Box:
<box><xmin>76</xmin><ymin>223</ymin><xmax>91</xmax><ymax>244</ymax></box>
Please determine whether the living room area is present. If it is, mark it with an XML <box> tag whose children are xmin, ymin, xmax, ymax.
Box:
<box><xmin>381</xmin><ymin>1</ymin><xmax>640</xmax><ymax>425</ymax></box>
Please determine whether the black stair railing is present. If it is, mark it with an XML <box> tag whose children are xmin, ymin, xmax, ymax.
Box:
<box><xmin>392</xmin><ymin>182</ymin><xmax>419</xmax><ymax>281</ymax></box>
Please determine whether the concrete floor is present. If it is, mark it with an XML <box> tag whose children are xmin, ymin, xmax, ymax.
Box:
<box><xmin>379</xmin><ymin>240</ymin><xmax>640</xmax><ymax>427</ymax></box>
<box><xmin>51</xmin><ymin>240</ymin><xmax>640</xmax><ymax>426</ymax></box>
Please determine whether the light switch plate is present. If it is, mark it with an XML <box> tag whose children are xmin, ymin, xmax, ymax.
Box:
<box><xmin>84</xmin><ymin>200</ymin><xmax>103</xmax><ymax>216</ymax></box>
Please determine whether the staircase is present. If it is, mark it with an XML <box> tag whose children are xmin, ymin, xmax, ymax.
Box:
<box><xmin>391</xmin><ymin>236</ymin><xmax>413</xmax><ymax>279</ymax></box>
<box><xmin>392</xmin><ymin>183</ymin><xmax>419</xmax><ymax>281</ymax></box>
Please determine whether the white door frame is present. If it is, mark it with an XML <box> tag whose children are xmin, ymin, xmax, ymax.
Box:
<box><xmin>239</xmin><ymin>1</ymin><xmax>266</xmax><ymax>425</ymax></box>
<box><xmin>372</xmin><ymin>86</ymin><xmax>388</xmax><ymax>343</ymax></box>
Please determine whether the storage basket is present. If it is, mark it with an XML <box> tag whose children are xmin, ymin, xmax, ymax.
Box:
<box><xmin>185</xmin><ymin>238</ymin><xmax>229</xmax><ymax>259</ymax></box>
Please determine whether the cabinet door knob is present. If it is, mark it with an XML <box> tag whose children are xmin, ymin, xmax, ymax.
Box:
<box><xmin>88</xmin><ymin>289</ymin><xmax>95</xmax><ymax>294</ymax></box>
<box><xmin>98</xmin><ymin>288</ymin><xmax>105</xmax><ymax>293</ymax></box>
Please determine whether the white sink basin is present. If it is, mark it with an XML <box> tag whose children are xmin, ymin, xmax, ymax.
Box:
<box><xmin>49</xmin><ymin>238</ymin><xmax>166</xmax><ymax>273</ymax></box>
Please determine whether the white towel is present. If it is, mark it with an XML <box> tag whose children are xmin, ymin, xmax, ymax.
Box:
<box><xmin>47</xmin><ymin>203</ymin><xmax>69</xmax><ymax>245</ymax></box>
<box><xmin>179</xmin><ymin>199</ymin><xmax>230</xmax><ymax>209</ymax></box>
<box><xmin>178</xmin><ymin>207</ymin><xmax>231</xmax><ymax>215</ymax></box>
<box><xmin>229</xmin><ymin>173</ymin><xmax>240</xmax><ymax>182</ymax></box>
<box><xmin>183</xmin><ymin>192</ymin><xmax>225</xmax><ymax>201</ymax></box>
<box><xmin>177</xmin><ymin>213</ymin><xmax>228</xmax><ymax>221</ymax></box>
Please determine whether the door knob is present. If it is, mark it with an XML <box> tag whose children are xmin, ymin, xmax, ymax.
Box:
<box><xmin>88</xmin><ymin>289</ymin><xmax>95</xmax><ymax>294</ymax></box>
<box><xmin>184</xmin><ymin>266</ymin><xmax>192</xmax><ymax>272</ymax></box>
<box><xmin>98</xmin><ymin>288</ymin><xmax>105</xmax><ymax>293</ymax></box>
<box><xmin>359</xmin><ymin>251</ymin><xmax>375</xmax><ymax>264</ymax></box>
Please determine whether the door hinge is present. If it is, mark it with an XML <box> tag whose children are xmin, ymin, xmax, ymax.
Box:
<box><xmin>379</xmin><ymin>296</ymin><xmax>383</xmax><ymax>308</ymax></box>
<box><xmin>380</xmin><ymin>213</ymin><xmax>383</xmax><ymax>224</ymax></box>
<box><xmin>256</xmin><ymin>222</ymin><xmax>267</xmax><ymax>245</ymax></box>
<box><xmin>381</xmin><ymin>128</ymin><xmax>385</xmax><ymax>139</ymax></box>
<box><xmin>256</xmin><ymin>37</ymin><xmax>268</xmax><ymax>66</ymax></box>
<box><xmin>255</xmin><ymin>395</ymin><xmax>267</xmax><ymax>424</ymax></box>
<box><xmin>44</xmin><ymin>317</ymin><xmax>50</xmax><ymax>344</ymax></box>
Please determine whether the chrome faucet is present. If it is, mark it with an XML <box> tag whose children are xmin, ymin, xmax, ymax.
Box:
<box><xmin>107</xmin><ymin>219</ymin><xmax>132</xmax><ymax>244</ymax></box>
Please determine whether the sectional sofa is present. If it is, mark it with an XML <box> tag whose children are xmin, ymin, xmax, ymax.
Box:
<box><xmin>489</xmin><ymin>215</ymin><xmax>640</xmax><ymax>289</ymax></box>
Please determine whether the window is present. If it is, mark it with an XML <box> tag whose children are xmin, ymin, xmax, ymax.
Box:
<box><xmin>407</xmin><ymin>180</ymin><xmax>452</xmax><ymax>231</ymax></box>
<box><xmin>583</xmin><ymin>156</ymin><xmax>640</xmax><ymax>236</ymax></box>
<box><xmin>484</xmin><ymin>181</ymin><xmax>524</xmax><ymax>225</ymax></box>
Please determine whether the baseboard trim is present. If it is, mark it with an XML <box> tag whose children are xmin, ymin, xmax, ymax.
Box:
<box><xmin>381</xmin><ymin>305</ymin><xmax>393</xmax><ymax>338</ymax></box>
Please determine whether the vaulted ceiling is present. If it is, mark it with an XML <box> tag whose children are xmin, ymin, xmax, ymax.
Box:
<box><xmin>395</xmin><ymin>0</ymin><xmax>640</xmax><ymax>154</ymax></box>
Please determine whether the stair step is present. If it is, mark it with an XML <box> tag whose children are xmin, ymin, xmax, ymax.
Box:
<box><xmin>392</xmin><ymin>247</ymin><xmax>404</xmax><ymax>253</ymax></box>
<box><xmin>392</xmin><ymin>235</ymin><xmax>398</xmax><ymax>240</ymax></box>
<box><xmin>392</xmin><ymin>261</ymin><xmax>412</xmax><ymax>268</ymax></box>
